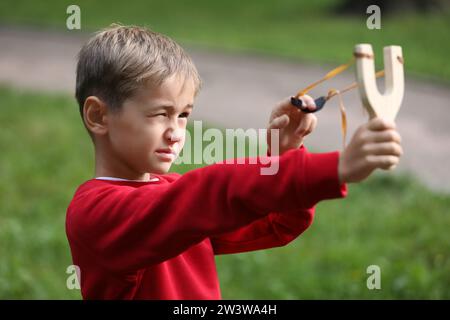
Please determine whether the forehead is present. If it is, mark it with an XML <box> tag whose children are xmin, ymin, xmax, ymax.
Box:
<box><xmin>156</xmin><ymin>74</ymin><xmax>196</xmax><ymax>98</ymax></box>
<box><xmin>134</xmin><ymin>74</ymin><xmax>196</xmax><ymax>106</ymax></box>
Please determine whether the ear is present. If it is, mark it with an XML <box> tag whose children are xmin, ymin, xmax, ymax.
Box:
<box><xmin>83</xmin><ymin>96</ymin><xmax>109</xmax><ymax>136</ymax></box>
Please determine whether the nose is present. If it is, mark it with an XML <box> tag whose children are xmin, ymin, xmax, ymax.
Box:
<box><xmin>164</xmin><ymin>121</ymin><xmax>183</xmax><ymax>143</ymax></box>
<box><xmin>164</xmin><ymin>115</ymin><xmax>185</xmax><ymax>144</ymax></box>
<box><xmin>167</xmin><ymin>130</ymin><xmax>183</xmax><ymax>143</ymax></box>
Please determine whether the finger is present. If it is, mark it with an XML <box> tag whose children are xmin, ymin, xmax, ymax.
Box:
<box><xmin>269</xmin><ymin>114</ymin><xmax>290</xmax><ymax>130</ymax></box>
<box><xmin>270</xmin><ymin>97</ymin><xmax>294</xmax><ymax>118</ymax></box>
<box><xmin>367</xmin><ymin>117</ymin><xmax>396</xmax><ymax>131</ymax></box>
<box><xmin>387</xmin><ymin>164</ymin><xmax>398</xmax><ymax>171</ymax></box>
<box><xmin>366</xmin><ymin>155</ymin><xmax>400</xmax><ymax>170</ymax></box>
<box><xmin>304</xmin><ymin>114</ymin><xmax>318</xmax><ymax>135</ymax></box>
<box><xmin>295</xmin><ymin>114</ymin><xmax>317</xmax><ymax>136</ymax></box>
<box><xmin>365</xmin><ymin>129</ymin><xmax>402</xmax><ymax>144</ymax></box>
<box><xmin>278</xmin><ymin>97</ymin><xmax>296</xmax><ymax>111</ymax></box>
<box><xmin>299</xmin><ymin>94</ymin><xmax>317</xmax><ymax>112</ymax></box>
<box><xmin>362</xmin><ymin>142</ymin><xmax>403</xmax><ymax>157</ymax></box>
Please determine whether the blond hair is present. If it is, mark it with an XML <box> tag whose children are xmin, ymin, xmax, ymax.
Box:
<box><xmin>75</xmin><ymin>24</ymin><xmax>201</xmax><ymax>118</ymax></box>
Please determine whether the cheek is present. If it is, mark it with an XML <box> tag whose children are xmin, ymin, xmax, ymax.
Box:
<box><xmin>109</xmin><ymin>118</ymin><xmax>155</xmax><ymax>151</ymax></box>
<box><xmin>108</xmin><ymin>119</ymin><xmax>136</xmax><ymax>148</ymax></box>
<box><xmin>143</xmin><ymin>123</ymin><xmax>165</xmax><ymax>147</ymax></box>
<box><xmin>178</xmin><ymin>134</ymin><xmax>186</xmax><ymax>151</ymax></box>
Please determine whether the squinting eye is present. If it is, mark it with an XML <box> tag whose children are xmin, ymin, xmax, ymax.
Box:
<box><xmin>179</xmin><ymin>112</ymin><xmax>190</xmax><ymax>118</ymax></box>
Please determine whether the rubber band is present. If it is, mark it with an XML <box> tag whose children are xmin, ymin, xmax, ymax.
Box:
<box><xmin>295</xmin><ymin>59</ymin><xmax>355</xmax><ymax>97</ymax></box>
<box><xmin>326</xmin><ymin>89</ymin><xmax>347</xmax><ymax>151</ymax></box>
<box><xmin>326</xmin><ymin>70</ymin><xmax>385</xmax><ymax>100</ymax></box>
<box><xmin>336</xmin><ymin>90</ymin><xmax>347</xmax><ymax>151</ymax></box>
<box><xmin>291</xmin><ymin>56</ymin><xmax>386</xmax><ymax>150</ymax></box>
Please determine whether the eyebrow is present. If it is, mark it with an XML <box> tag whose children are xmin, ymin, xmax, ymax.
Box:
<box><xmin>149</xmin><ymin>103</ymin><xmax>194</xmax><ymax>111</ymax></box>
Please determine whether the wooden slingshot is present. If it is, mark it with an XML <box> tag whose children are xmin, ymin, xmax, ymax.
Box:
<box><xmin>354</xmin><ymin>44</ymin><xmax>404</xmax><ymax>121</ymax></box>
<box><xmin>290</xmin><ymin>43</ymin><xmax>405</xmax><ymax>147</ymax></box>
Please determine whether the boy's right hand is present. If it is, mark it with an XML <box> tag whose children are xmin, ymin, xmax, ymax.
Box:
<box><xmin>338</xmin><ymin>117</ymin><xmax>403</xmax><ymax>184</ymax></box>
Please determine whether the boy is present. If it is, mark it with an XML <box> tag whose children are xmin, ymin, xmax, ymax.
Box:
<box><xmin>66</xmin><ymin>25</ymin><xmax>403</xmax><ymax>299</ymax></box>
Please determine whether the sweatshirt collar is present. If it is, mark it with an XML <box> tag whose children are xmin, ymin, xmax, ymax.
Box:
<box><xmin>95</xmin><ymin>176</ymin><xmax>160</xmax><ymax>183</ymax></box>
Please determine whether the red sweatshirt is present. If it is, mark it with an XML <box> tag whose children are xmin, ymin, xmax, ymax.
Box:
<box><xmin>66</xmin><ymin>148</ymin><xmax>347</xmax><ymax>299</ymax></box>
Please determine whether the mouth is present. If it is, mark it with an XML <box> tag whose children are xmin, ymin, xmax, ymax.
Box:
<box><xmin>155</xmin><ymin>148</ymin><xmax>177</xmax><ymax>162</ymax></box>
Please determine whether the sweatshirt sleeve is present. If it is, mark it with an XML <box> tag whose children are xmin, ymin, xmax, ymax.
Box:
<box><xmin>210</xmin><ymin>208</ymin><xmax>315</xmax><ymax>255</ymax></box>
<box><xmin>210</xmin><ymin>149</ymin><xmax>347</xmax><ymax>254</ymax></box>
<box><xmin>66</xmin><ymin>148</ymin><xmax>347</xmax><ymax>274</ymax></box>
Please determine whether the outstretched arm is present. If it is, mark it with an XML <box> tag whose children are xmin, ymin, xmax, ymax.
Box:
<box><xmin>67</xmin><ymin>148</ymin><xmax>345</xmax><ymax>274</ymax></box>
<box><xmin>210</xmin><ymin>208</ymin><xmax>315</xmax><ymax>255</ymax></box>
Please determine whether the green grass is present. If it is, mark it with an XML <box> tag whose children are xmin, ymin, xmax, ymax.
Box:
<box><xmin>217</xmin><ymin>174</ymin><xmax>450</xmax><ymax>299</ymax></box>
<box><xmin>0</xmin><ymin>0</ymin><xmax>449</xmax><ymax>82</ymax></box>
<box><xmin>1</xmin><ymin>86</ymin><xmax>449</xmax><ymax>299</ymax></box>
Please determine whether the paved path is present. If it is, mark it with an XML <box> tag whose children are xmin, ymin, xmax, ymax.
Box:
<box><xmin>1</xmin><ymin>27</ymin><xmax>449</xmax><ymax>192</ymax></box>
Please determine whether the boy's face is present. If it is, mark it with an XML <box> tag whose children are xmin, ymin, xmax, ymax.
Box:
<box><xmin>106</xmin><ymin>74</ymin><xmax>195</xmax><ymax>176</ymax></box>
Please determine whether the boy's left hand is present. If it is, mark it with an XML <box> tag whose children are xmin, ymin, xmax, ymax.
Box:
<box><xmin>267</xmin><ymin>95</ymin><xmax>317</xmax><ymax>155</ymax></box>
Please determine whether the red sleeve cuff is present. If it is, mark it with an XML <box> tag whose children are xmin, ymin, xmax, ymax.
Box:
<box><xmin>302</xmin><ymin>150</ymin><xmax>347</xmax><ymax>208</ymax></box>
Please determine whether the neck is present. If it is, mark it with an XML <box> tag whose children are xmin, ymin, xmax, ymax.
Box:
<box><xmin>94</xmin><ymin>143</ymin><xmax>151</xmax><ymax>182</ymax></box>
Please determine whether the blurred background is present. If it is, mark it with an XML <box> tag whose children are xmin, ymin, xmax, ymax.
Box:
<box><xmin>0</xmin><ymin>0</ymin><xmax>449</xmax><ymax>299</ymax></box>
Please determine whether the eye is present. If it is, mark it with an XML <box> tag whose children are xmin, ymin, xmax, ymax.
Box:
<box><xmin>150</xmin><ymin>112</ymin><xmax>167</xmax><ymax>117</ymax></box>
<box><xmin>179</xmin><ymin>112</ymin><xmax>190</xmax><ymax>118</ymax></box>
